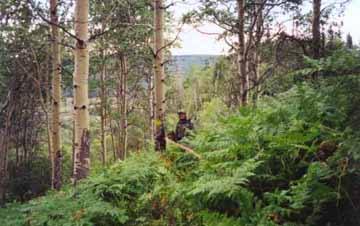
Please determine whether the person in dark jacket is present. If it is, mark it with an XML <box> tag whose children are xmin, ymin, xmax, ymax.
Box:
<box><xmin>175</xmin><ymin>111</ymin><xmax>193</xmax><ymax>141</ymax></box>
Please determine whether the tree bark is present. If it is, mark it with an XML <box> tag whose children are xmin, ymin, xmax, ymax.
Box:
<box><xmin>71</xmin><ymin>118</ymin><xmax>75</xmax><ymax>177</ymax></box>
<box><xmin>73</xmin><ymin>0</ymin><xmax>90</xmax><ymax>182</ymax></box>
<box><xmin>50</xmin><ymin>0</ymin><xmax>62</xmax><ymax>190</ymax></box>
<box><xmin>237</xmin><ymin>0</ymin><xmax>248</xmax><ymax>106</ymax></box>
<box><xmin>116</xmin><ymin>54</ymin><xmax>128</xmax><ymax>160</ymax></box>
<box><xmin>148</xmin><ymin>71</ymin><xmax>155</xmax><ymax>142</ymax></box>
<box><xmin>109</xmin><ymin>118</ymin><xmax>117</xmax><ymax>161</ymax></box>
<box><xmin>116</xmin><ymin>60</ymin><xmax>122</xmax><ymax>159</ymax></box>
<box><xmin>254</xmin><ymin>0</ymin><xmax>263</xmax><ymax>102</ymax></box>
<box><xmin>0</xmin><ymin>129</ymin><xmax>8</xmax><ymax>205</ymax></box>
<box><xmin>45</xmin><ymin>44</ymin><xmax>53</xmax><ymax>166</ymax></box>
<box><xmin>0</xmin><ymin>106</ymin><xmax>12</xmax><ymax>205</ymax></box>
<box><xmin>154</xmin><ymin>0</ymin><xmax>166</xmax><ymax>151</ymax></box>
<box><xmin>312</xmin><ymin>0</ymin><xmax>321</xmax><ymax>59</ymax></box>
<box><xmin>120</xmin><ymin>55</ymin><xmax>128</xmax><ymax>159</ymax></box>
<box><xmin>99</xmin><ymin>59</ymin><xmax>107</xmax><ymax>165</ymax></box>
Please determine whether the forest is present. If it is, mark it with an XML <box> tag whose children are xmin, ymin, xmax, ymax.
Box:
<box><xmin>0</xmin><ymin>0</ymin><xmax>359</xmax><ymax>225</ymax></box>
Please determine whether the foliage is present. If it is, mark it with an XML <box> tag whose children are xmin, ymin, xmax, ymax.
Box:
<box><xmin>0</xmin><ymin>0</ymin><xmax>359</xmax><ymax>225</ymax></box>
<box><xmin>1</xmin><ymin>76</ymin><xmax>359</xmax><ymax>225</ymax></box>
<box><xmin>6</xmin><ymin>156</ymin><xmax>51</xmax><ymax>203</ymax></box>
<box><xmin>0</xmin><ymin>152</ymin><xmax>166</xmax><ymax>226</ymax></box>
<box><xmin>293</xmin><ymin>48</ymin><xmax>360</xmax><ymax>78</ymax></box>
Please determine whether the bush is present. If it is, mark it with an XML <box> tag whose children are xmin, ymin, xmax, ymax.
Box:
<box><xmin>6</xmin><ymin>156</ymin><xmax>51</xmax><ymax>203</ymax></box>
<box><xmin>0</xmin><ymin>80</ymin><xmax>359</xmax><ymax>226</ymax></box>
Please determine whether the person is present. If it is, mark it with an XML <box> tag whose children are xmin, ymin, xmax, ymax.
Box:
<box><xmin>175</xmin><ymin>111</ymin><xmax>193</xmax><ymax>141</ymax></box>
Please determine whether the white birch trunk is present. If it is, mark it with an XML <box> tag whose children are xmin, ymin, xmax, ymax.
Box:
<box><xmin>154</xmin><ymin>0</ymin><xmax>166</xmax><ymax>151</ymax></box>
<box><xmin>73</xmin><ymin>0</ymin><xmax>90</xmax><ymax>182</ymax></box>
<box><xmin>50</xmin><ymin>0</ymin><xmax>62</xmax><ymax>190</ymax></box>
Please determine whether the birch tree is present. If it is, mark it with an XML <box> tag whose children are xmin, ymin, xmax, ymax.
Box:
<box><xmin>73</xmin><ymin>0</ymin><xmax>90</xmax><ymax>182</ymax></box>
<box><xmin>50</xmin><ymin>0</ymin><xmax>62</xmax><ymax>190</ymax></box>
<box><xmin>154</xmin><ymin>0</ymin><xmax>166</xmax><ymax>151</ymax></box>
<box><xmin>237</xmin><ymin>0</ymin><xmax>248</xmax><ymax>106</ymax></box>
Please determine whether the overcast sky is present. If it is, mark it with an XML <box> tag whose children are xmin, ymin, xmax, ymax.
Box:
<box><xmin>170</xmin><ymin>0</ymin><xmax>360</xmax><ymax>56</ymax></box>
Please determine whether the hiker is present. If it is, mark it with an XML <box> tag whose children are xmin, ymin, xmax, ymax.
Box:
<box><xmin>175</xmin><ymin>111</ymin><xmax>194</xmax><ymax>141</ymax></box>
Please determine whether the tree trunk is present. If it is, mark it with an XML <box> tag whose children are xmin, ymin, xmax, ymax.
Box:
<box><xmin>312</xmin><ymin>0</ymin><xmax>321</xmax><ymax>59</ymax></box>
<box><xmin>109</xmin><ymin>118</ymin><xmax>117</xmax><ymax>161</ymax></box>
<box><xmin>71</xmin><ymin>119</ymin><xmax>75</xmax><ymax>177</ymax></box>
<box><xmin>154</xmin><ymin>0</ymin><xmax>166</xmax><ymax>151</ymax></box>
<box><xmin>237</xmin><ymin>0</ymin><xmax>248</xmax><ymax>106</ymax></box>
<box><xmin>116</xmin><ymin>60</ymin><xmax>121</xmax><ymax>159</ymax></box>
<box><xmin>254</xmin><ymin>0</ymin><xmax>263</xmax><ymax>102</ymax></box>
<box><xmin>0</xmin><ymin>129</ymin><xmax>8</xmax><ymax>205</ymax></box>
<box><xmin>45</xmin><ymin>44</ymin><xmax>53</xmax><ymax>165</ymax></box>
<box><xmin>120</xmin><ymin>55</ymin><xmax>128</xmax><ymax>159</ymax></box>
<box><xmin>50</xmin><ymin>0</ymin><xmax>62</xmax><ymax>190</ymax></box>
<box><xmin>147</xmin><ymin>69</ymin><xmax>155</xmax><ymax>143</ymax></box>
<box><xmin>247</xmin><ymin>45</ymin><xmax>256</xmax><ymax>102</ymax></box>
<box><xmin>73</xmin><ymin>0</ymin><xmax>90</xmax><ymax>183</ymax></box>
<box><xmin>0</xmin><ymin>106</ymin><xmax>12</xmax><ymax>205</ymax></box>
<box><xmin>116</xmin><ymin>54</ymin><xmax>128</xmax><ymax>160</ymax></box>
<box><xmin>99</xmin><ymin>59</ymin><xmax>107</xmax><ymax>166</ymax></box>
<box><xmin>116</xmin><ymin>57</ymin><xmax>122</xmax><ymax>159</ymax></box>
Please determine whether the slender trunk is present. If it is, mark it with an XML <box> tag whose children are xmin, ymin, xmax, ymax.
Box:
<box><xmin>254</xmin><ymin>0</ymin><xmax>263</xmax><ymax>102</ymax></box>
<box><xmin>247</xmin><ymin>44</ymin><xmax>255</xmax><ymax>101</ymax></box>
<box><xmin>0</xmin><ymin>130</ymin><xmax>8</xmax><ymax>205</ymax></box>
<box><xmin>45</xmin><ymin>44</ymin><xmax>53</xmax><ymax>165</ymax></box>
<box><xmin>46</xmin><ymin>113</ymin><xmax>53</xmax><ymax>179</ymax></box>
<box><xmin>0</xmin><ymin>106</ymin><xmax>12</xmax><ymax>205</ymax></box>
<box><xmin>237</xmin><ymin>0</ymin><xmax>248</xmax><ymax>106</ymax></box>
<box><xmin>50</xmin><ymin>0</ymin><xmax>62</xmax><ymax>190</ymax></box>
<box><xmin>154</xmin><ymin>0</ymin><xmax>166</xmax><ymax>151</ymax></box>
<box><xmin>312</xmin><ymin>0</ymin><xmax>321</xmax><ymax>59</ymax></box>
<box><xmin>23</xmin><ymin>120</ymin><xmax>28</xmax><ymax>162</ymax></box>
<box><xmin>46</xmin><ymin>122</ymin><xmax>52</xmax><ymax>167</ymax></box>
<box><xmin>109</xmin><ymin>118</ymin><xmax>117</xmax><ymax>161</ymax></box>
<box><xmin>99</xmin><ymin>59</ymin><xmax>107</xmax><ymax>166</ymax></box>
<box><xmin>73</xmin><ymin>0</ymin><xmax>90</xmax><ymax>182</ymax></box>
<box><xmin>116</xmin><ymin>57</ymin><xmax>123</xmax><ymax>159</ymax></box>
<box><xmin>115</xmin><ymin>55</ymin><xmax>128</xmax><ymax>160</ymax></box>
<box><xmin>15</xmin><ymin>145</ymin><xmax>19</xmax><ymax>167</ymax></box>
<box><xmin>71</xmin><ymin>119</ymin><xmax>75</xmax><ymax>177</ymax></box>
<box><xmin>148</xmin><ymin>72</ymin><xmax>154</xmax><ymax>142</ymax></box>
<box><xmin>120</xmin><ymin>55</ymin><xmax>128</xmax><ymax>159</ymax></box>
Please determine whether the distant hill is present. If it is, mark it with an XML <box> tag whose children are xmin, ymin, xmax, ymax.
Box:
<box><xmin>167</xmin><ymin>55</ymin><xmax>220</xmax><ymax>76</ymax></box>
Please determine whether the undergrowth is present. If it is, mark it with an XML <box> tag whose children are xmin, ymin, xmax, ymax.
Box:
<box><xmin>0</xmin><ymin>79</ymin><xmax>359</xmax><ymax>226</ymax></box>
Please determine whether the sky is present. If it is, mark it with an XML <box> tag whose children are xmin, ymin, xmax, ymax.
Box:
<box><xmin>170</xmin><ymin>0</ymin><xmax>360</xmax><ymax>56</ymax></box>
